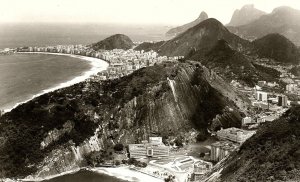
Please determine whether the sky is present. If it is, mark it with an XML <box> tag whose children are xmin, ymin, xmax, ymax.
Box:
<box><xmin>1</xmin><ymin>0</ymin><xmax>300</xmax><ymax>25</ymax></box>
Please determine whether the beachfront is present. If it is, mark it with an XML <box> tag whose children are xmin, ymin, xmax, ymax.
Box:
<box><xmin>3</xmin><ymin>52</ymin><xmax>108</xmax><ymax>113</ymax></box>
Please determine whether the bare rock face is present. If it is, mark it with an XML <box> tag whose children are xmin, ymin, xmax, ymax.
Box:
<box><xmin>227</xmin><ymin>4</ymin><xmax>266</xmax><ymax>27</ymax></box>
<box><xmin>166</xmin><ymin>11</ymin><xmax>208</xmax><ymax>37</ymax></box>
<box><xmin>0</xmin><ymin>62</ymin><xmax>248</xmax><ymax>179</ymax></box>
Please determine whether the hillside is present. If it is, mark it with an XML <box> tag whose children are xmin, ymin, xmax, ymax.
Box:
<box><xmin>165</xmin><ymin>11</ymin><xmax>208</xmax><ymax>37</ymax></box>
<box><xmin>0</xmin><ymin>62</ymin><xmax>249</xmax><ymax>179</ymax></box>
<box><xmin>188</xmin><ymin>39</ymin><xmax>281</xmax><ymax>86</ymax></box>
<box><xmin>203</xmin><ymin>106</ymin><xmax>300</xmax><ymax>182</ymax></box>
<box><xmin>228</xmin><ymin>6</ymin><xmax>300</xmax><ymax>45</ymax></box>
<box><xmin>134</xmin><ymin>41</ymin><xmax>165</xmax><ymax>52</ymax></box>
<box><xmin>90</xmin><ymin>34</ymin><xmax>134</xmax><ymax>50</ymax></box>
<box><xmin>156</xmin><ymin>18</ymin><xmax>251</xmax><ymax>57</ymax></box>
<box><xmin>252</xmin><ymin>33</ymin><xmax>300</xmax><ymax>64</ymax></box>
<box><xmin>227</xmin><ymin>4</ymin><xmax>266</xmax><ymax>26</ymax></box>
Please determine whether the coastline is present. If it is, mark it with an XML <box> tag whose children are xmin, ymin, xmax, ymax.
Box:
<box><xmin>88</xmin><ymin>166</ymin><xmax>163</xmax><ymax>182</ymax></box>
<box><xmin>3</xmin><ymin>52</ymin><xmax>109</xmax><ymax>113</ymax></box>
<box><xmin>11</xmin><ymin>166</ymin><xmax>163</xmax><ymax>182</ymax></box>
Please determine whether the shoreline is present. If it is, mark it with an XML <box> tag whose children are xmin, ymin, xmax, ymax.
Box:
<box><xmin>90</xmin><ymin>166</ymin><xmax>164</xmax><ymax>182</ymax></box>
<box><xmin>3</xmin><ymin>52</ymin><xmax>109</xmax><ymax>113</ymax></box>
<box><xmin>11</xmin><ymin>166</ymin><xmax>164</xmax><ymax>182</ymax></box>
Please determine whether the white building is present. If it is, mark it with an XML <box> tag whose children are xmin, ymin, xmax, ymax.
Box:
<box><xmin>210</xmin><ymin>141</ymin><xmax>238</xmax><ymax>162</ymax></box>
<box><xmin>128</xmin><ymin>137</ymin><xmax>169</xmax><ymax>159</ymax></box>
<box><xmin>216</xmin><ymin>127</ymin><xmax>256</xmax><ymax>144</ymax></box>
<box><xmin>255</xmin><ymin>91</ymin><xmax>268</xmax><ymax>102</ymax></box>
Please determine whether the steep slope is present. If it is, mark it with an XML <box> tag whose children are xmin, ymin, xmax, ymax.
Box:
<box><xmin>0</xmin><ymin>62</ymin><xmax>249</xmax><ymax>179</ymax></box>
<box><xmin>166</xmin><ymin>11</ymin><xmax>208</xmax><ymax>37</ymax></box>
<box><xmin>227</xmin><ymin>4</ymin><xmax>266</xmax><ymax>26</ymax></box>
<box><xmin>203</xmin><ymin>106</ymin><xmax>300</xmax><ymax>182</ymax></box>
<box><xmin>252</xmin><ymin>33</ymin><xmax>300</xmax><ymax>64</ymax></box>
<box><xmin>134</xmin><ymin>41</ymin><xmax>165</xmax><ymax>52</ymax></box>
<box><xmin>188</xmin><ymin>40</ymin><xmax>280</xmax><ymax>86</ymax></box>
<box><xmin>228</xmin><ymin>6</ymin><xmax>300</xmax><ymax>45</ymax></box>
<box><xmin>157</xmin><ymin>18</ymin><xmax>251</xmax><ymax>57</ymax></box>
<box><xmin>90</xmin><ymin>34</ymin><xmax>134</xmax><ymax>50</ymax></box>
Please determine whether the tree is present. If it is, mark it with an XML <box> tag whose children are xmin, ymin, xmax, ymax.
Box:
<box><xmin>114</xmin><ymin>143</ymin><xmax>124</xmax><ymax>151</ymax></box>
<box><xmin>200</xmin><ymin>152</ymin><xmax>205</xmax><ymax>158</ymax></box>
<box><xmin>174</xmin><ymin>137</ymin><xmax>184</xmax><ymax>147</ymax></box>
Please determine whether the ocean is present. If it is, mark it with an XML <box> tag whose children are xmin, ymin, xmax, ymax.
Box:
<box><xmin>0</xmin><ymin>53</ymin><xmax>93</xmax><ymax>111</ymax></box>
<box><xmin>0</xmin><ymin>23</ymin><xmax>170</xmax><ymax>49</ymax></box>
<box><xmin>0</xmin><ymin>23</ymin><xmax>167</xmax><ymax>181</ymax></box>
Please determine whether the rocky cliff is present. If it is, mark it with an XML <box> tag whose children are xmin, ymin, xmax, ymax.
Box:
<box><xmin>227</xmin><ymin>4</ymin><xmax>266</xmax><ymax>27</ymax></box>
<box><xmin>0</xmin><ymin>62</ymin><xmax>248</xmax><ymax>179</ymax></box>
<box><xmin>166</xmin><ymin>11</ymin><xmax>208</xmax><ymax>37</ymax></box>
<box><xmin>228</xmin><ymin>6</ymin><xmax>300</xmax><ymax>45</ymax></box>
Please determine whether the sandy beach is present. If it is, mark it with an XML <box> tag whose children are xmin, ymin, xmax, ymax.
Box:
<box><xmin>3</xmin><ymin>52</ymin><xmax>109</xmax><ymax>113</ymax></box>
<box><xmin>90</xmin><ymin>166</ymin><xmax>164</xmax><ymax>182</ymax></box>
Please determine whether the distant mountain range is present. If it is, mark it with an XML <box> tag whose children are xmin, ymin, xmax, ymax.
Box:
<box><xmin>227</xmin><ymin>4</ymin><xmax>266</xmax><ymax>26</ymax></box>
<box><xmin>90</xmin><ymin>34</ymin><xmax>134</xmax><ymax>50</ymax></box>
<box><xmin>165</xmin><ymin>11</ymin><xmax>208</xmax><ymax>37</ymax></box>
<box><xmin>136</xmin><ymin>17</ymin><xmax>300</xmax><ymax>85</ymax></box>
<box><xmin>156</xmin><ymin>18</ymin><xmax>250</xmax><ymax>57</ymax></box>
<box><xmin>228</xmin><ymin>6</ymin><xmax>300</xmax><ymax>45</ymax></box>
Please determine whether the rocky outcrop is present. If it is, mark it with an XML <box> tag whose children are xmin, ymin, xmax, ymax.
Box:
<box><xmin>228</xmin><ymin>6</ymin><xmax>300</xmax><ymax>45</ymax></box>
<box><xmin>166</xmin><ymin>11</ymin><xmax>208</xmax><ymax>37</ymax></box>
<box><xmin>0</xmin><ymin>62</ymin><xmax>248</xmax><ymax>179</ymax></box>
<box><xmin>227</xmin><ymin>4</ymin><xmax>265</xmax><ymax>26</ymax></box>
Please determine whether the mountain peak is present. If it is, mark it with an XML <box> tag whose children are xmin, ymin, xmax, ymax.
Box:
<box><xmin>91</xmin><ymin>34</ymin><xmax>134</xmax><ymax>51</ymax></box>
<box><xmin>227</xmin><ymin>4</ymin><xmax>266</xmax><ymax>26</ymax></box>
<box><xmin>165</xmin><ymin>11</ymin><xmax>209</xmax><ymax>37</ymax></box>
<box><xmin>198</xmin><ymin>11</ymin><xmax>208</xmax><ymax>20</ymax></box>
<box><xmin>241</xmin><ymin>4</ymin><xmax>255</xmax><ymax>10</ymax></box>
<box><xmin>253</xmin><ymin>33</ymin><xmax>300</xmax><ymax>63</ymax></box>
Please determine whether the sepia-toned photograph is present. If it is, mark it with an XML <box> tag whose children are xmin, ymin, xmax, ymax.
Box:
<box><xmin>0</xmin><ymin>0</ymin><xmax>300</xmax><ymax>181</ymax></box>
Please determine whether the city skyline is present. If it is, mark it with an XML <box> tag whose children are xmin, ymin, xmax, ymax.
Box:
<box><xmin>1</xmin><ymin>0</ymin><xmax>300</xmax><ymax>25</ymax></box>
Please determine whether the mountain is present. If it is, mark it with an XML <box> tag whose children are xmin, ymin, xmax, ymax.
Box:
<box><xmin>134</xmin><ymin>41</ymin><xmax>165</xmax><ymax>52</ymax></box>
<box><xmin>227</xmin><ymin>4</ymin><xmax>266</xmax><ymax>26</ymax></box>
<box><xmin>228</xmin><ymin>6</ymin><xmax>300</xmax><ymax>45</ymax></box>
<box><xmin>203</xmin><ymin>106</ymin><xmax>300</xmax><ymax>182</ymax></box>
<box><xmin>252</xmin><ymin>33</ymin><xmax>300</xmax><ymax>64</ymax></box>
<box><xmin>0</xmin><ymin>62</ymin><xmax>248</xmax><ymax>179</ymax></box>
<box><xmin>189</xmin><ymin>39</ymin><xmax>280</xmax><ymax>86</ymax></box>
<box><xmin>90</xmin><ymin>34</ymin><xmax>134</xmax><ymax>50</ymax></box>
<box><xmin>158</xmin><ymin>18</ymin><xmax>251</xmax><ymax>57</ymax></box>
<box><xmin>165</xmin><ymin>11</ymin><xmax>208</xmax><ymax>37</ymax></box>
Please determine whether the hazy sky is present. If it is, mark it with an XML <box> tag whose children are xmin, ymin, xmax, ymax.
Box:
<box><xmin>1</xmin><ymin>0</ymin><xmax>300</xmax><ymax>25</ymax></box>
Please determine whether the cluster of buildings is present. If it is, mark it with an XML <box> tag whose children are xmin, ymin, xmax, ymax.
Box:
<box><xmin>128</xmin><ymin>137</ymin><xmax>170</xmax><ymax>159</ymax></box>
<box><xmin>286</xmin><ymin>81</ymin><xmax>300</xmax><ymax>95</ymax></box>
<box><xmin>15</xmin><ymin>45</ymin><xmax>180</xmax><ymax>81</ymax></box>
<box><xmin>209</xmin><ymin>127</ymin><xmax>255</xmax><ymax>162</ymax></box>
<box><xmin>95</xmin><ymin>49</ymin><xmax>179</xmax><ymax>80</ymax></box>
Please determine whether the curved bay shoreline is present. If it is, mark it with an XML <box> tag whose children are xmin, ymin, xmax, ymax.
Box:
<box><xmin>3</xmin><ymin>52</ymin><xmax>109</xmax><ymax>113</ymax></box>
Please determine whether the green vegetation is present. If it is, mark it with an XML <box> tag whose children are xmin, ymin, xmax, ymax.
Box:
<box><xmin>0</xmin><ymin>61</ymin><xmax>246</xmax><ymax>178</ymax></box>
<box><xmin>221</xmin><ymin>106</ymin><xmax>300</xmax><ymax>181</ymax></box>
<box><xmin>90</xmin><ymin>34</ymin><xmax>134</xmax><ymax>51</ymax></box>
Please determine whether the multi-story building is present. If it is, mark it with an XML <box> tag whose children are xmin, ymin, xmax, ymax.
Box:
<box><xmin>216</xmin><ymin>127</ymin><xmax>256</xmax><ymax>144</ymax></box>
<box><xmin>255</xmin><ymin>91</ymin><xmax>268</xmax><ymax>102</ymax></box>
<box><xmin>128</xmin><ymin>137</ymin><xmax>169</xmax><ymax>159</ymax></box>
<box><xmin>189</xmin><ymin>160</ymin><xmax>213</xmax><ymax>181</ymax></box>
<box><xmin>278</xmin><ymin>95</ymin><xmax>288</xmax><ymax>107</ymax></box>
<box><xmin>210</xmin><ymin>141</ymin><xmax>238</xmax><ymax>162</ymax></box>
<box><xmin>242</xmin><ymin>117</ymin><xmax>252</xmax><ymax>126</ymax></box>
